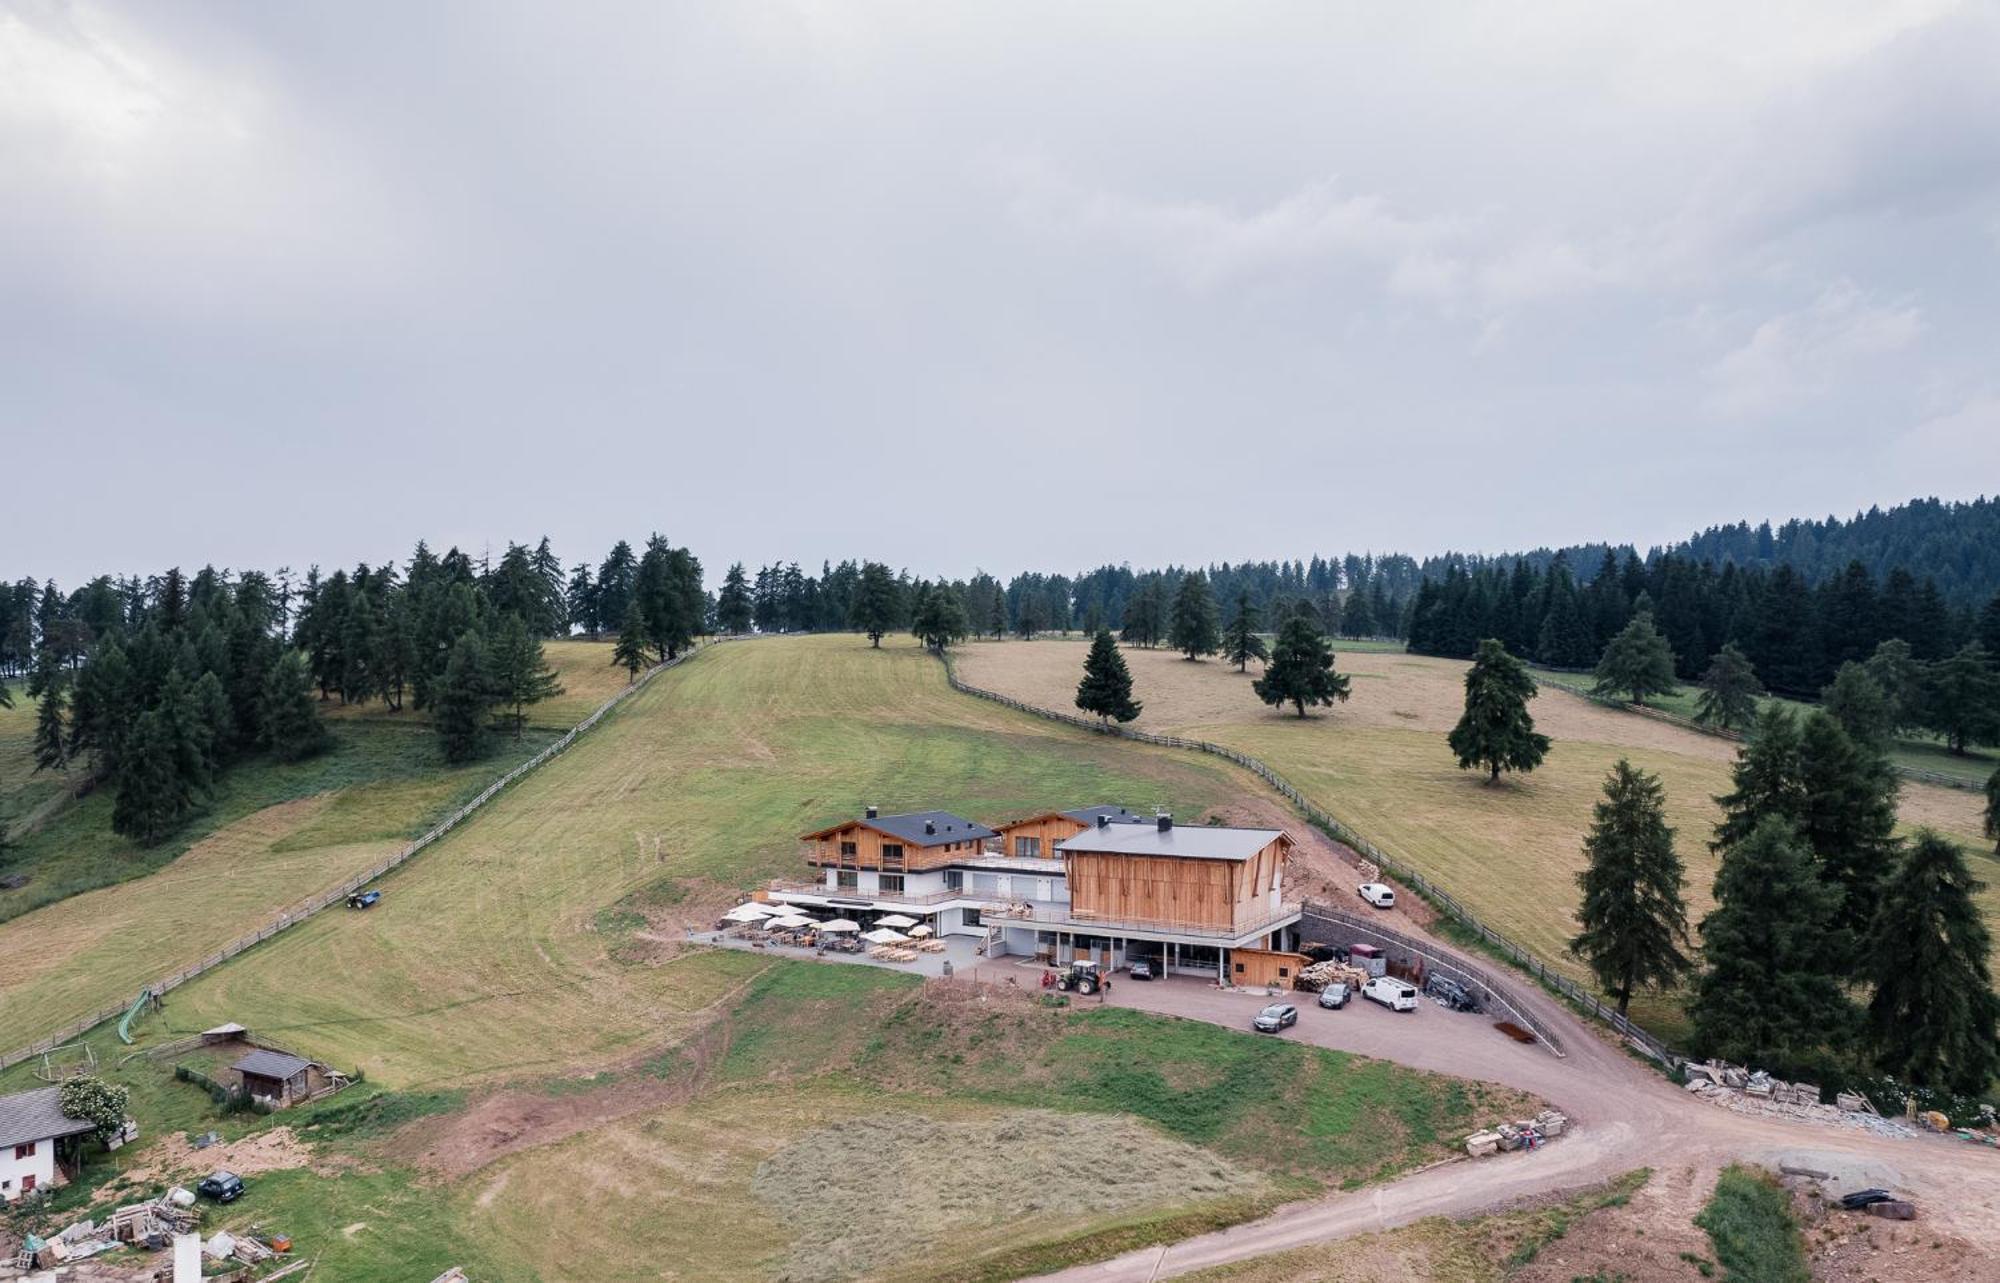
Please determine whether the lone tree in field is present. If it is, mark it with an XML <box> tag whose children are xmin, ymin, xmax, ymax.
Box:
<box><xmin>1570</xmin><ymin>760</ymin><xmax>1691</xmax><ymax>1017</ymax></box>
<box><xmin>1693</xmin><ymin>816</ymin><xmax>1853</xmax><ymax>1080</ymax></box>
<box><xmin>1222</xmin><ymin>591</ymin><xmax>1268</xmax><ymax>673</ymax></box>
<box><xmin>716</xmin><ymin>562</ymin><xmax>754</xmax><ymax>635</ymax></box>
<box><xmin>1075</xmin><ymin>630</ymin><xmax>1142</xmax><ymax>725</ymax></box>
<box><xmin>1693</xmin><ymin>642</ymin><xmax>1762</xmax><ymax>732</ymax></box>
<box><xmin>911</xmin><ymin>584</ymin><xmax>969</xmax><ymax>653</ymax></box>
<box><xmin>1168</xmin><ymin>573</ymin><xmax>1221</xmax><ymax>660</ymax></box>
<box><xmin>1448</xmin><ymin>638</ymin><xmax>1550</xmax><ymax>783</ymax></box>
<box><xmin>850</xmin><ymin>561</ymin><xmax>900</xmax><ymax>647</ymax></box>
<box><xmin>612</xmin><ymin>600</ymin><xmax>651</xmax><ymax>682</ymax></box>
<box><xmin>1863</xmin><ymin>830</ymin><xmax>2000</xmax><ymax>1095</ymax></box>
<box><xmin>490</xmin><ymin>614</ymin><xmax>564</xmax><ymax>740</ymax></box>
<box><xmin>258</xmin><ymin>649</ymin><xmax>330</xmax><ymax>763</ymax></box>
<box><xmin>1253</xmin><ymin>604</ymin><xmax>1348</xmax><ymax>717</ymax></box>
<box><xmin>1592</xmin><ymin>611</ymin><xmax>1677</xmax><ymax>706</ymax></box>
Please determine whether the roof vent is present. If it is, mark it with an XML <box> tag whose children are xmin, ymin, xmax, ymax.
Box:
<box><xmin>925</xmin><ymin>820</ymin><xmax>936</xmax><ymax>835</ymax></box>
<box><xmin>1097</xmin><ymin>814</ymin><xmax>1111</xmax><ymax>828</ymax></box>
<box><xmin>1157</xmin><ymin>812</ymin><xmax>1173</xmax><ymax>832</ymax></box>
<box><xmin>865</xmin><ymin>805</ymin><xmax>878</xmax><ymax>820</ymax></box>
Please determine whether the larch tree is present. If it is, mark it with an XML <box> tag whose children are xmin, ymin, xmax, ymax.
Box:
<box><xmin>490</xmin><ymin>614</ymin><xmax>564</xmax><ymax>740</ymax></box>
<box><xmin>1252</xmin><ymin>604</ymin><xmax>1349</xmax><ymax>717</ymax></box>
<box><xmin>1693</xmin><ymin>642</ymin><xmax>1763</xmax><ymax>732</ymax></box>
<box><xmin>1570</xmin><ymin>759</ymin><xmax>1691</xmax><ymax>1017</ymax></box>
<box><xmin>1919</xmin><ymin>642</ymin><xmax>2000</xmax><ymax>754</ymax></box>
<box><xmin>1693</xmin><ymin>816</ymin><xmax>1853</xmax><ymax>1080</ymax></box>
<box><xmin>1222</xmin><ymin>590</ymin><xmax>1268</xmax><ymax>672</ymax></box>
<box><xmin>1711</xmin><ymin>705</ymin><xmax>1806</xmax><ymax>855</ymax></box>
<box><xmin>434</xmin><ymin>631</ymin><xmax>496</xmax><ymax>764</ymax></box>
<box><xmin>1863</xmin><ymin>831</ymin><xmax>2000</xmax><ymax>1095</ymax></box>
<box><xmin>1821</xmin><ymin>661</ymin><xmax>1893</xmax><ymax>749</ymax></box>
<box><xmin>1447</xmin><ymin>638</ymin><xmax>1550</xmax><ymax>782</ymax></box>
<box><xmin>1986</xmin><ymin>765</ymin><xmax>1999</xmax><ymax>853</ymax></box>
<box><xmin>911</xmin><ymin>584</ymin><xmax>969</xmax><ymax>653</ymax></box>
<box><xmin>612</xmin><ymin>600</ymin><xmax>651</xmax><ymax>682</ymax></box>
<box><xmin>259</xmin><ymin>649</ymin><xmax>329</xmax><ymax>763</ymax></box>
<box><xmin>1863</xmin><ymin>639</ymin><xmax>1924</xmax><ymax>736</ymax></box>
<box><xmin>31</xmin><ymin>650</ymin><xmax>67</xmax><ymax>772</ymax></box>
<box><xmin>1075</xmin><ymin>629</ymin><xmax>1142</xmax><ymax>724</ymax></box>
<box><xmin>1592</xmin><ymin>610</ymin><xmax>1678</xmax><ymax>705</ymax></box>
<box><xmin>112</xmin><ymin>709</ymin><xmax>194</xmax><ymax>845</ymax></box>
<box><xmin>1795</xmin><ymin>710</ymin><xmax>1899</xmax><ymax>959</ymax></box>
<box><xmin>1167</xmin><ymin>572</ymin><xmax>1221</xmax><ymax>660</ymax></box>
<box><xmin>850</xmin><ymin>561</ymin><xmax>899</xmax><ymax>647</ymax></box>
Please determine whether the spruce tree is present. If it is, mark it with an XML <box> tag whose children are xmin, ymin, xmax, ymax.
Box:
<box><xmin>912</xmin><ymin>584</ymin><xmax>968</xmax><ymax>653</ymax></box>
<box><xmin>489</xmin><ymin>614</ymin><xmax>564</xmax><ymax>740</ymax></box>
<box><xmin>717</xmin><ymin>563</ymin><xmax>754</xmax><ymax>635</ymax></box>
<box><xmin>1796</xmin><ymin>710</ymin><xmax>1898</xmax><ymax>959</ymax></box>
<box><xmin>612</xmin><ymin>601</ymin><xmax>650</xmax><ymax>682</ymax></box>
<box><xmin>1863</xmin><ymin>831</ymin><xmax>2000</xmax><ymax>1094</ymax></box>
<box><xmin>1591</xmin><ymin>611</ymin><xmax>1677</xmax><ymax>705</ymax></box>
<box><xmin>434</xmin><ymin>632</ymin><xmax>495</xmax><ymax>764</ymax></box>
<box><xmin>1570</xmin><ymin>760</ymin><xmax>1691</xmax><ymax>1016</ymax></box>
<box><xmin>1693</xmin><ymin>816</ymin><xmax>1853</xmax><ymax>1079</ymax></box>
<box><xmin>259</xmin><ymin>650</ymin><xmax>330</xmax><ymax>762</ymax></box>
<box><xmin>1693</xmin><ymin>642</ymin><xmax>1762</xmax><ymax>732</ymax></box>
<box><xmin>1447</xmin><ymin>638</ymin><xmax>1550</xmax><ymax>782</ymax></box>
<box><xmin>1075</xmin><ymin>630</ymin><xmax>1142</xmax><ymax>724</ymax></box>
<box><xmin>1167</xmin><ymin>573</ymin><xmax>1221</xmax><ymax>660</ymax></box>
<box><xmin>112</xmin><ymin>710</ymin><xmax>194</xmax><ymax>844</ymax></box>
<box><xmin>31</xmin><ymin>654</ymin><xmax>67</xmax><ymax>772</ymax></box>
<box><xmin>1918</xmin><ymin>642</ymin><xmax>2000</xmax><ymax>754</ymax></box>
<box><xmin>850</xmin><ymin>562</ymin><xmax>899</xmax><ymax>647</ymax></box>
<box><xmin>1252</xmin><ymin>604</ymin><xmax>1349</xmax><ymax>717</ymax></box>
<box><xmin>1712</xmin><ymin>705</ymin><xmax>1805</xmax><ymax>854</ymax></box>
<box><xmin>1222</xmin><ymin>591</ymin><xmax>1267</xmax><ymax>672</ymax></box>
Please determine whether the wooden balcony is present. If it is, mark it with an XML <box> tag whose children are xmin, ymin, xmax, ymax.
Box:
<box><xmin>982</xmin><ymin>901</ymin><xmax>1302</xmax><ymax>943</ymax></box>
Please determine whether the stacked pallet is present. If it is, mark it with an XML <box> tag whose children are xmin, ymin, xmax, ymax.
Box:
<box><xmin>1294</xmin><ymin>959</ymin><xmax>1368</xmax><ymax>993</ymax></box>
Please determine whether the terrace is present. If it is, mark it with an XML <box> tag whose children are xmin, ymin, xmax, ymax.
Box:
<box><xmin>984</xmin><ymin>900</ymin><xmax>1303</xmax><ymax>946</ymax></box>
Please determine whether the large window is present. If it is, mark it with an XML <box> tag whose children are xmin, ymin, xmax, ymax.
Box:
<box><xmin>1014</xmin><ymin>836</ymin><xmax>1041</xmax><ymax>858</ymax></box>
<box><xmin>881</xmin><ymin>844</ymin><xmax>905</xmax><ymax>870</ymax></box>
<box><xmin>962</xmin><ymin>907</ymin><xmax>983</xmax><ymax>928</ymax></box>
<box><xmin>838</xmin><ymin>840</ymin><xmax>858</xmax><ymax>867</ymax></box>
<box><xmin>878</xmin><ymin>873</ymin><xmax>905</xmax><ymax>894</ymax></box>
<box><xmin>942</xmin><ymin>869</ymin><xmax>963</xmax><ymax>892</ymax></box>
<box><xmin>836</xmin><ymin>870</ymin><xmax>858</xmax><ymax>890</ymax></box>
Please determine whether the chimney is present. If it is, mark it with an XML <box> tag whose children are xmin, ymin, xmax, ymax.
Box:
<box><xmin>1097</xmin><ymin>814</ymin><xmax>1111</xmax><ymax>828</ymax></box>
<box><xmin>924</xmin><ymin>820</ymin><xmax>936</xmax><ymax>835</ymax></box>
<box><xmin>1156</xmin><ymin>812</ymin><xmax>1173</xmax><ymax>832</ymax></box>
<box><xmin>865</xmin><ymin>805</ymin><xmax>878</xmax><ymax>820</ymax></box>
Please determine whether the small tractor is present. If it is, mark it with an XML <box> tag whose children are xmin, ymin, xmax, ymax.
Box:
<box><xmin>1054</xmin><ymin>961</ymin><xmax>1104</xmax><ymax>995</ymax></box>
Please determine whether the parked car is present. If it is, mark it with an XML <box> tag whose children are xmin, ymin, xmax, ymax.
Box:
<box><xmin>1128</xmin><ymin>959</ymin><xmax>1156</xmax><ymax>981</ymax></box>
<box><xmin>1252</xmin><ymin>1003</ymin><xmax>1299</xmax><ymax>1033</ymax></box>
<box><xmin>1316</xmin><ymin>981</ymin><xmax>1351</xmax><ymax>1009</ymax></box>
<box><xmin>1362</xmin><ymin>977</ymin><xmax>1419</xmax><ymax>1012</ymax></box>
<box><xmin>1424</xmin><ymin>975</ymin><xmax>1480</xmax><ymax>1012</ymax></box>
<box><xmin>197</xmin><ymin>1171</ymin><xmax>244</xmax><ymax>1203</ymax></box>
<box><xmin>347</xmin><ymin>889</ymin><xmax>382</xmax><ymax>910</ymax></box>
<box><xmin>1357</xmin><ymin>882</ymin><xmax>1396</xmax><ymax>909</ymax></box>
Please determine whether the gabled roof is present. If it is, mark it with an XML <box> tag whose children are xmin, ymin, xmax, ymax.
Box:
<box><xmin>800</xmin><ymin>810</ymin><xmax>998</xmax><ymax>848</ymax></box>
<box><xmin>995</xmin><ymin>805</ymin><xmax>1150</xmax><ymax>832</ymax></box>
<box><xmin>1056</xmin><ymin>824</ymin><xmax>1289</xmax><ymax>862</ymax></box>
<box><xmin>232</xmin><ymin>1049</ymin><xmax>316</xmax><ymax>1080</ymax></box>
<box><xmin>0</xmin><ymin>1087</ymin><xmax>96</xmax><ymax>1150</ymax></box>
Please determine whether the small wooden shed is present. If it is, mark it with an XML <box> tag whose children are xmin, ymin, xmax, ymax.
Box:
<box><xmin>1230</xmin><ymin>948</ymin><xmax>1308</xmax><ymax>989</ymax></box>
<box><xmin>230</xmin><ymin>1050</ymin><xmax>326</xmax><ymax>1109</ymax></box>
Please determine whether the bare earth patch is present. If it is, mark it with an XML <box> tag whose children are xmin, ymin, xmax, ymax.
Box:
<box><xmin>753</xmin><ymin>1110</ymin><xmax>1262</xmax><ymax>1283</ymax></box>
<box><xmin>113</xmin><ymin>1124</ymin><xmax>347</xmax><ymax>1190</ymax></box>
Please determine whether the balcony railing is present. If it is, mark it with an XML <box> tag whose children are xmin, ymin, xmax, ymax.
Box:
<box><xmin>982</xmin><ymin>901</ymin><xmax>1303</xmax><ymax>942</ymax></box>
<box><xmin>765</xmin><ymin>878</ymin><xmax>987</xmax><ymax>908</ymax></box>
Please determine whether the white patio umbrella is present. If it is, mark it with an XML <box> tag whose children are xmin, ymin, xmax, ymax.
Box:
<box><xmin>767</xmin><ymin>915</ymin><xmax>816</xmax><ymax>930</ymax></box>
<box><xmin>907</xmin><ymin>925</ymin><xmax>934</xmax><ymax>938</ymax></box>
<box><xmin>723</xmin><ymin>903</ymin><xmax>778</xmax><ymax>923</ymax></box>
<box><xmin>862</xmin><ymin>928</ymin><xmax>911</xmax><ymax>945</ymax></box>
<box><xmin>819</xmin><ymin>919</ymin><xmax>861</xmax><ymax>933</ymax></box>
<box><xmin>874</xmin><ymin>914</ymin><xmax>919</xmax><ymax>929</ymax></box>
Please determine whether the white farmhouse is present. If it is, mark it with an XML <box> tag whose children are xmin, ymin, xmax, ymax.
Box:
<box><xmin>0</xmin><ymin>1086</ymin><xmax>96</xmax><ymax>1201</ymax></box>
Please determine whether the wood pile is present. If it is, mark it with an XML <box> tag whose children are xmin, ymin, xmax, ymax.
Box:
<box><xmin>1293</xmin><ymin>959</ymin><xmax>1368</xmax><ymax>993</ymax></box>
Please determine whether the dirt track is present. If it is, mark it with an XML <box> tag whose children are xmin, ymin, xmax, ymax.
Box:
<box><xmin>1025</xmin><ymin>923</ymin><xmax>2000</xmax><ymax>1282</ymax></box>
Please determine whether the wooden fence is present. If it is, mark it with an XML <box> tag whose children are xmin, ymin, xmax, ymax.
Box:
<box><xmin>0</xmin><ymin>639</ymin><xmax>734</xmax><ymax>1075</ymax></box>
<box><xmin>939</xmin><ymin>652</ymin><xmax>1684</xmax><ymax>1068</ymax></box>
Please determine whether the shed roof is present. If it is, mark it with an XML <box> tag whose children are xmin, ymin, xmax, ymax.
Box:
<box><xmin>232</xmin><ymin>1049</ymin><xmax>316</xmax><ymax>1080</ymax></box>
<box><xmin>1055</xmin><ymin>824</ymin><xmax>1288</xmax><ymax>862</ymax></box>
<box><xmin>0</xmin><ymin>1087</ymin><xmax>96</xmax><ymax>1150</ymax></box>
<box><xmin>801</xmin><ymin>810</ymin><xmax>997</xmax><ymax>848</ymax></box>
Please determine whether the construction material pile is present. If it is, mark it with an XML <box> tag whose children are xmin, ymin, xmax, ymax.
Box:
<box><xmin>1464</xmin><ymin>1109</ymin><xmax>1567</xmax><ymax>1157</ymax></box>
<box><xmin>1681</xmin><ymin>1061</ymin><xmax>1919</xmax><ymax>1138</ymax></box>
<box><xmin>1294</xmin><ymin>959</ymin><xmax>1368</xmax><ymax>993</ymax></box>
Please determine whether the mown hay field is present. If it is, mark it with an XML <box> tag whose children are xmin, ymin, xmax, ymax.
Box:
<box><xmin>956</xmin><ymin>639</ymin><xmax>1995</xmax><ymax>1039</ymax></box>
<box><xmin>320</xmin><ymin>637</ymin><xmax>634</xmax><ymax>730</ymax></box>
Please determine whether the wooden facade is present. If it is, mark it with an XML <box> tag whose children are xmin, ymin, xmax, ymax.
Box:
<box><xmin>1064</xmin><ymin>832</ymin><xmax>1289</xmax><ymax>933</ymax></box>
<box><xmin>1229</xmin><ymin>948</ymin><xmax>1308</xmax><ymax>988</ymax></box>
<box><xmin>991</xmin><ymin>813</ymin><xmax>1090</xmax><ymax>860</ymax></box>
<box><xmin>800</xmin><ymin>820</ymin><xmax>988</xmax><ymax>874</ymax></box>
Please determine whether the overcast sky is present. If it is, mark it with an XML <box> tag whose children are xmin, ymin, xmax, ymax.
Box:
<box><xmin>5</xmin><ymin>1</ymin><xmax>1999</xmax><ymax>587</ymax></box>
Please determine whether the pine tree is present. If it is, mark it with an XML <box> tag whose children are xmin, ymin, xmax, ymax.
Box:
<box><xmin>31</xmin><ymin>652</ymin><xmax>67</xmax><ymax>772</ymax></box>
<box><xmin>1253</xmin><ymin>605</ymin><xmax>1349</xmax><ymax>717</ymax></box>
<box><xmin>912</xmin><ymin>584</ymin><xmax>968</xmax><ymax>653</ymax></box>
<box><xmin>1591</xmin><ymin>611</ymin><xmax>1677</xmax><ymax>705</ymax></box>
<box><xmin>1222</xmin><ymin>591</ymin><xmax>1268</xmax><ymax>672</ymax></box>
<box><xmin>259</xmin><ymin>650</ymin><xmax>330</xmax><ymax>762</ymax></box>
<box><xmin>434</xmin><ymin>632</ymin><xmax>495</xmax><ymax>764</ymax></box>
<box><xmin>1712</xmin><ymin>705</ymin><xmax>1805</xmax><ymax>854</ymax></box>
<box><xmin>1693</xmin><ymin>642</ymin><xmax>1762</xmax><ymax>732</ymax></box>
<box><xmin>612</xmin><ymin>600</ymin><xmax>650</xmax><ymax>682</ymax></box>
<box><xmin>1821</xmin><ymin>661</ymin><xmax>1892</xmax><ymax>749</ymax></box>
<box><xmin>1693</xmin><ymin>816</ymin><xmax>1853</xmax><ymax>1079</ymax></box>
<box><xmin>1570</xmin><ymin>760</ymin><xmax>1691</xmax><ymax>1016</ymax></box>
<box><xmin>1863</xmin><ymin>831</ymin><xmax>2000</xmax><ymax>1094</ymax></box>
<box><xmin>489</xmin><ymin>614</ymin><xmax>564</xmax><ymax>739</ymax></box>
<box><xmin>850</xmin><ymin>562</ymin><xmax>899</xmax><ymax>647</ymax></box>
<box><xmin>717</xmin><ymin>562</ymin><xmax>754</xmax><ymax>635</ymax></box>
<box><xmin>1167</xmin><ymin>573</ymin><xmax>1220</xmax><ymax>660</ymax></box>
<box><xmin>1796</xmin><ymin>710</ymin><xmax>1898</xmax><ymax>960</ymax></box>
<box><xmin>1918</xmin><ymin>642</ymin><xmax>2000</xmax><ymax>754</ymax></box>
<box><xmin>1447</xmin><ymin>638</ymin><xmax>1550</xmax><ymax>782</ymax></box>
<box><xmin>1075</xmin><ymin>630</ymin><xmax>1142</xmax><ymax>724</ymax></box>
<box><xmin>112</xmin><ymin>710</ymin><xmax>194</xmax><ymax>844</ymax></box>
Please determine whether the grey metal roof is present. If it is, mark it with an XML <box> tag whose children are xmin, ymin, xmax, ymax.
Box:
<box><xmin>1059</xmin><ymin>805</ymin><xmax>1151</xmax><ymax>826</ymax></box>
<box><xmin>232</xmin><ymin>1049</ymin><xmax>315</xmax><ymax>1079</ymax></box>
<box><xmin>1056</xmin><ymin>823</ymin><xmax>1286</xmax><ymax>862</ymax></box>
<box><xmin>860</xmin><ymin>810</ymin><xmax>998</xmax><ymax>847</ymax></box>
<box><xmin>0</xmin><ymin>1087</ymin><xmax>96</xmax><ymax>1150</ymax></box>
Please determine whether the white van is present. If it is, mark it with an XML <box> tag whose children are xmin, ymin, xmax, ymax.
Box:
<box><xmin>1363</xmin><ymin>976</ymin><xmax>1419</xmax><ymax>1012</ymax></box>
